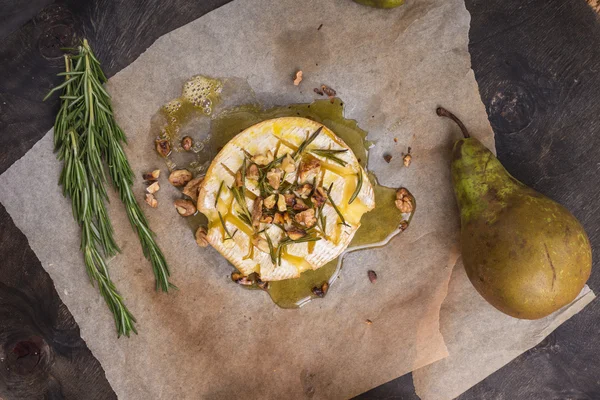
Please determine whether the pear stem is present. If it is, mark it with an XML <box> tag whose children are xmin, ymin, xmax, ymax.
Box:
<box><xmin>436</xmin><ymin>107</ymin><xmax>470</xmax><ymax>138</ymax></box>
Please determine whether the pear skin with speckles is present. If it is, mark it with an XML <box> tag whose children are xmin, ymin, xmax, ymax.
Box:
<box><xmin>439</xmin><ymin>108</ymin><xmax>592</xmax><ymax>319</ymax></box>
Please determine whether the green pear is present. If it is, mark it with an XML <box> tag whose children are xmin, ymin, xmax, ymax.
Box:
<box><xmin>437</xmin><ymin>107</ymin><xmax>592</xmax><ymax>319</ymax></box>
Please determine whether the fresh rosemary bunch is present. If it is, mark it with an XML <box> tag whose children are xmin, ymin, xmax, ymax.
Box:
<box><xmin>46</xmin><ymin>39</ymin><xmax>173</xmax><ymax>335</ymax></box>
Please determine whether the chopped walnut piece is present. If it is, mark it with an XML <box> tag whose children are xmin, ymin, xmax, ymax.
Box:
<box><xmin>284</xmin><ymin>193</ymin><xmax>296</xmax><ymax>206</ymax></box>
<box><xmin>155</xmin><ymin>139</ymin><xmax>170</xmax><ymax>157</ymax></box>
<box><xmin>287</xmin><ymin>226</ymin><xmax>306</xmax><ymax>240</ymax></box>
<box><xmin>294</xmin><ymin>183</ymin><xmax>313</xmax><ymax>199</ymax></box>
<box><xmin>283</xmin><ymin>213</ymin><xmax>293</xmax><ymax>229</ymax></box>
<box><xmin>145</xmin><ymin>193</ymin><xmax>158</xmax><ymax>208</ymax></box>
<box><xmin>168</xmin><ymin>169</ymin><xmax>192</xmax><ymax>186</ymax></box>
<box><xmin>260</xmin><ymin>215</ymin><xmax>273</xmax><ymax>224</ymax></box>
<box><xmin>293</xmin><ymin>198</ymin><xmax>309</xmax><ymax>211</ymax></box>
<box><xmin>311</xmin><ymin>187</ymin><xmax>327</xmax><ymax>208</ymax></box>
<box><xmin>174</xmin><ymin>199</ymin><xmax>196</xmax><ymax>216</ymax></box>
<box><xmin>403</xmin><ymin>153</ymin><xmax>412</xmax><ymax>167</ymax></box>
<box><xmin>293</xmin><ymin>70</ymin><xmax>303</xmax><ymax>86</ymax></box>
<box><xmin>252</xmin><ymin>235</ymin><xmax>270</xmax><ymax>253</ymax></box>
<box><xmin>235</xmin><ymin>170</ymin><xmax>244</xmax><ymax>187</ymax></box>
<box><xmin>181</xmin><ymin>136</ymin><xmax>193</xmax><ymax>151</ymax></box>
<box><xmin>264</xmin><ymin>194</ymin><xmax>277</xmax><ymax>209</ymax></box>
<box><xmin>282</xmin><ymin>153</ymin><xmax>296</xmax><ymax>173</ymax></box>
<box><xmin>273</xmin><ymin>213</ymin><xmax>285</xmax><ymax>225</ymax></box>
<box><xmin>321</xmin><ymin>85</ymin><xmax>337</xmax><ymax>103</ymax></box>
<box><xmin>142</xmin><ymin>169</ymin><xmax>161</xmax><ymax>181</ymax></box>
<box><xmin>195</xmin><ymin>227</ymin><xmax>209</xmax><ymax>247</ymax></box>
<box><xmin>395</xmin><ymin>188</ymin><xmax>414</xmax><ymax>213</ymax></box>
<box><xmin>146</xmin><ymin>181</ymin><xmax>160</xmax><ymax>194</ymax></box>
<box><xmin>295</xmin><ymin>208</ymin><xmax>317</xmax><ymax>228</ymax></box>
<box><xmin>252</xmin><ymin>150</ymin><xmax>274</xmax><ymax>166</ymax></box>
<box><xmin>267</xmin><ymin>168</ymin><xmax>283</xmax><ymax>190</ymax></box>
<box><xmin>252</xmin><ymin>197</ymin><xmax>263</xmax><ymax>228</ymax></box>
<box><xmin>246</xmin><ymin>163</ymin><xmax>259</xmax><ymax>180</ymax></box>
<box><xmin>383</xmin><ymin>154</ymin><xmax>392</xmax><ymax>164</ymax></box>
<box><xmin>277</xmin><ymin>194</ymin><xmax>287</xmax><ymax>212</ymax></box>
<box><xmin>298</xmin><ymin>158</ymin><xmax>321</xmax><ymax>182</ymax></box>
<box><xmin>182</xmin><ymin>175</ymin><xmax>204</xmax><ymax>202</ymax></box>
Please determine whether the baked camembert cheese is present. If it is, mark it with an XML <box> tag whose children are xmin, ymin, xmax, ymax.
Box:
<box><xmin>197</xmin><ymin>117</ymin><xmax>375</xmax><ymax>281</ymax></box>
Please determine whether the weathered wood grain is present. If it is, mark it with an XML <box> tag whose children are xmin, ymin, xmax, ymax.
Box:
<box><xmin>0</xmin><ymin>0</ymin><xmax>599</xmax><ymax>399</ymax></box>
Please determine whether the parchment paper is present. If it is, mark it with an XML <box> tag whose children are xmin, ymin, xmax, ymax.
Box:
<box><xmin>413</xmin><ymin>261</ymin><xmax>595</xmax><ymax>400</ymax></box>
<box><xmin>0</xmin><ymin>0</ymin><xmax>593</xmax><ymax>398</ymax></box>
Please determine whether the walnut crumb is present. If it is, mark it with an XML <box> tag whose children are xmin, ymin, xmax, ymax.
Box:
<box><xmin>293</xmin><ymin>70</ymin><xmax>303</xmax><ymax>86</ymax></box>
<box><xmin>145</xmin><ymin>193</ymin><xmax>158</xmax><ymax>208</ymax></box>
<box><xmin>146</xmin><ymin>181</ymin><xmax>160</xmax><ymax>194</ymax></box>
<box><xmin>195</xmin><ymin>227</ymin><xmax>209</xmax><ymax>247</ymax></box>
<box><xmin>395</xmin><ymin>188</ymin><xmax>414</xmax><ymax>213</ymax></box>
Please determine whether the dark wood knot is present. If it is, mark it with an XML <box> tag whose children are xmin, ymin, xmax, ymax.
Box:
<box><xmin>4</xmin><ymin>336</ymin><xmax>47</xmax><ymax>375</ymax></box>
<box><xmin>487</xmin><ymin>82</ymin><xmax>536</xmax><ymax>135</ymax></box>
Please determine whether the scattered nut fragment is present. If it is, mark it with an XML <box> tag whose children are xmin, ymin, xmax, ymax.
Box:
<box><xmin>368</xmin><ymin>270</ymin><xmax>378</xmax><ymax>283</ymax></box>
<box><xmin>311</xmin><ymin>187</ymin><xmax>327</xmax><ymax>208</ymax></box>
<box><xmin>168</xmin><ymin>169</ymin><xmax>193</xmax><ymax>186</ymax></box>
<box><xmin>365</xmin><ymin>319</ymin><xmax>373</xmax><ymax>325</ymax></box>
<box><xmin>284</xmin><ymin>193</ymin><xmax>296</xmax><ymax>206</ymax></box>
<box><xmin>295</xmin><ymin>208</ymin><xmax>317</xmax><ymax>228</ymax></box>
<box><xmin>287</xmin><ymin>226</ymin><xmax>307</xmax><ymax>240</ymax></box>
<box><xmin>181</xmin><ymin>136</ymin><xmax>193</xmax><ymax>151</ymax></box>
<box><xmin>252</xmin><ymin>150</ymin><xmax>274</xmax><ymax>166</ymax></box>
<box><xmin>398</xmin><ymin>220</ymin><xmax>409</xmax><ymax>231</ymax></box>
<box><xmin>282</xmin><ymin>213</ymin><xmax>293</xmax><ymax>229</ymax></box>
<box><xmin>314</xmin><ymin>88</ymin><xmax>324</xmax><ymax>96</ymax></box>
<box><xmin>267</xmin><ymin>168</ymin><xmax>284</xmax><ymax>190</ymax></box>
<box><xmin>143</xmin><ymin>169</ymin><xmax>161</xmax><ymax>181</ymax></box>
<box><xmin>252</xmin><ymin>197</ymin><xmax>263</xmax><ymax>229</ymax></box>
<box><xmin>403</xmin><ymin>147</ymin><xmax>412</xmax><ymax>167</ymax></box>
<box><xmin>393</xmin><ymin>138</ymin><xmax>398</xmax><ymax>143</ymax></box>
<box><xmin>174</xmin><ymin>199</ymin><xmax>196</xmax><ymax>216</ymax></box>
<box><xmin>246</xmin><ymin>163</ymin><xmax>259</xmax><ymax>180</ymax></box>
<box><xmin>321</xmin><ymin>84</ymin><xmax>337</xmax><ymax>103</ymax></box>
<box><xmin>298</xmin><ymin>158</ymin><xmax>321</xmax><ymax>182</ymax></box>
<box><xmin>145</xmin><ymin>193</ymin><xmax>158</xmax><ymax>208</ymax></box>
<box><xmin>273</xmin><ymin>213</ymin><xmax>285</xmax><ymax>225</ymax></box>
<box><xmin>293</xmin><ymin>198</ymin><xmax>309</xmax><ymax>211</ymax></box>
<box><xmin>294</xmin><ymin>183</ymin><xmax>313</xmax><ymax>199</ymax></box>
<box><xmin>195</xmin><ymin>227</ymin><xmax>209</xmax><ymax>247</ymax></box>
<box><xmin>260</xmin><ymin>215</ymin><xmax>274</xmax><ymax>224</ymax></box>
<box><xmin>312</xmin><ymin>282</ymin><xmax>329</xmax><ymax>297</ymax></box>
<box><xmin>277</xmin><ymin>194</ymin><xmax>287</xmax><ymax>212</ymax></box>
<box><xmin>235</xmin><ymin>170</ymin><xmax>244</xmax><ymax>187</ymax></box>
<box><xmin>293</xmin><ymin>70</ymin><xmax>303</xmax><ymax>86</ymax></box>
<box><xmin>383</xmin><ymin>154</ymin><xmax>393</xmax><ymax>164</ymax></box>
<box><xmin>252</xmin><ymin>235</ymin><xmax>270</xmax><ymax>253</ymax></box>
<box><xmin>256</xmin><ymin>278</ymin><xmax>269</xmax><ymax>290</ymax></box>
<box><xmin>281</xmin><ymin>153</ymin><xmax>296</xmax><ymax>173</ymax></box>
<box><xmin>264</xmin><ymin>194</ymin><xmax>277</xmax><ymax>209</ymax></box>
<box><xmin>146</xmin><ymin>181</ymin><xmax>160</xmax><ymax>194</ymax></box>
<box><xmin>155</xmin><ymin>139</ymin><xmax>171</xmax><ymax>157</ymax></box>
<box><xmin>395</xmin><ymin>188</ymin><xmax>414</xmax><ymax>213</ymax></box>
<box><xmin>182</xmin><ymin>175</ymin><xmax>204</xmax><ymax>203</ymax></box>
<box><xmin>232</xmin><ymin>272</ymin><xmax>253</xmax><ymax>286</ymax></box>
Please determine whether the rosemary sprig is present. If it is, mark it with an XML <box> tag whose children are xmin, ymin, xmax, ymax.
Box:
<box><xmin>293</xmin><ymin>126</ymin><xmax>323</xmax><ymax>159</ymax></box>
<box><xmin>348</xmin><ymin>171</ymin><xmax>363</xmax><ymax>204</ymax></box>
<box><xmin>310</xmin><ymin>149</ymin><xmax>348</xmax><ymax>167</ymax></box>
<box><xmin>230</xmin><ymin>186</ymin><xmax>252</xmax><ymax>225</ymax></box>
<box><xmin>265</xmin><ymin>232</ymin><xmax>277</xmax><ymax>265</ymax></box>
<box><xmin>47</xmin><ymin>47</ymin><xmax>136</xmax><ymax>337</ymax></box>
<box><xmin>82</xmin><ymin>39</ymin><xmax>173</xmax><ymax>292</ymax></box>
<box><xmin>218</xmin><ymin>211</ymin><xmax>236</xmax><ymax>240</ymax></box>
<box><xmin>215</xmin><ymin>180</ymin><xmax>224</xmax><ymax>207</ymax></box>
<box><xmin>238</xmin><ymin>212</ymin><xmax>252</xmax><ymax>228</ymax></box>
<box><xmin>326</xmin><ymin>183</ymin><xmax>350</xmax><ymax>227</ymax></box>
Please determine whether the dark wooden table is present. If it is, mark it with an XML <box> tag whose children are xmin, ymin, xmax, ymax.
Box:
<box><xmin>1</xmin><ymin>1</ymin><xmax>599</xmax><ymax>399</ymax></box>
